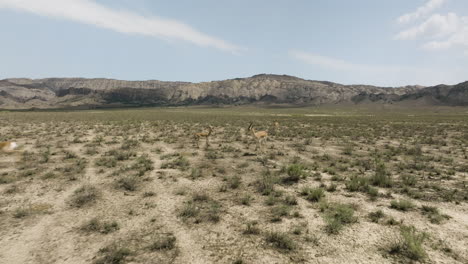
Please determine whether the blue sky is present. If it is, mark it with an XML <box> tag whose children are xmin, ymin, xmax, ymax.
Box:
<box><xmin>0</xmin><ymin>0</ymin><xmax>467</xmax><ymax>86</ymax></box>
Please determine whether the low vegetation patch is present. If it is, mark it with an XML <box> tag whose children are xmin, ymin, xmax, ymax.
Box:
<box><xmin>68</xmin><ymin>185</ymin><xmax>100</xmax><ymax>208</ymax></box>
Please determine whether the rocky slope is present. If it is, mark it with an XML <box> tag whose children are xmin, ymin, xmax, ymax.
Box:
<box><xmin>0</xmin><ymin>74</ymin><xmax>466</xmax><ymax>109</ymax></box>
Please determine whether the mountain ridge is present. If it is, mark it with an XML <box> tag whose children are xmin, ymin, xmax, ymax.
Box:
<box><xmin>0</xmin><ymin>74</ymin><xmax>466</xmax><ymax>109</ymax></box>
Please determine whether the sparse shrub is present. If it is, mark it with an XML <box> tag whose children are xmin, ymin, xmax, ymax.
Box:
<box><xmin>420</xmin><ymin>205</ymin><xmax>450</xmax><ymax>224</ymax></box>
<box><xmin>240</xmin><ymin>194</ymin><xmax>252</xmax><ymax>206</ymax></box>
<box><xmin>401</xmin><ymin>174</ymin><xmax>417</xmax><ymax>187</ymax></box>
<box><xmin>326</xmin><ymin>183</ymin><xmax>337</xmax><ymax>192</ymax></box>
<box><xmin>149</xmin><ymin>234</ymin><xmax>176</xmax><ymax>251</ymax></box>
<box><xmin>282</xmin><ymin>164</ymin><xmax>306</xmax><ymax>184</ymax></box>
<box><xmin>205</xmin><ymin>202</ymin><xmax>221</xmax><ymax>223</ymax></box>
<box><xmin>39</xmin><ymin>146</ymin><xmax>51</xmax><ymax>163</ymax></box>
<box><xmin>243</xmin><ymin>221</ymin><xmax>260</xmax><ymax>235</ymax></box>
<box><xmin>178</xmin><ymin>202</ymin><xmax>200</xmax><ymax>219</ymax></box>
<box><xmin>227</xmin><ymin>175</ymin><xmax>242</xmax><ymax>189</ymax></box>
<box><xmin>389</xmin><ymin>225</ymin><xmax>428</xmax><ymax>261</ymax></box>
<box><xmin>205</xmin><ymin>151</ymin><xmax>221</xmax><ymax>160</ymax></box>
<box><xmin>189</xmin><ymin>168</ymin><xmax>202</xmax><ymax>179</ymax></box>
<box><xmin>13</xmin><ymin>207</ymin><xmax>30</xmax><ymax>218</ymax></box>
<box><xmin>95</xmin><ymin>156</ymin><xmax>117</xmax><ymax>168</ymax></box>
<box><xmin>63</xmin><ymin>150</ymin><xmax>77</xmax><ymax>159</ymax></box>
<box><xmin>265</xmin><ymin>231</ymin><xmax>296</xmax><ymax>251</ymax></box>
<box><xmin>371</xmin><ymin>161</ymin><xmax>392</xmax><ymax>187</ymax></box>
<box><xmin>368</xmin><ymin>210</ymin><xmax>385</xmax><ymax>223</ymax></box>
<box><xmin>283</xmin><ymin>195</ymin><xmax>297</xmax><ymax>205</ymax></box>
<box><xmin>405</xmin><ymin>145</ymin><xmax>422</xmax><ymax>156</ymax></box>
<box><xmin>256</xmin><ymin>171</ymin><xmax>277</xmax><ymax>195</ymax></box>
<box><xmin>143</xmin><ymin>191</ymin><xmax>156</xmax><ymax>197</ymax></box>
<box><xmin>121</xmin><ymin>139</ymin><xmax>139</xmax><ymax>150</ymax></box>
<box><xmin>69</xmin><ymin>185</ymin><xmax>100</xmax><ymax>208</ymax></box>
<box><xmin>386</xmin><ymin>217</ymin><xmax>400</xmax><ymax>226</ymax></box>
<box><xmin>81</xmin><ymin>218</ymin><xmax>119</xmax><ymax>234</ymax></box>
<box><xmin>367</xmin><ymin>186</ymin><xmax>379</xmax><ymax>200</ymax></box>
<box><xmin>390</xmin><ymin>199</ymin><xmax>415</xmax><ymax>211</ymax></box>
<box><xmin>94</xmin><ymin>245</ymin><xmax>133</xmax><ymax>264</ymax></box>
<box><xmin>265</xmin><ymin>195</ymin><xmax>280</xmax><ymax>206</ymax></box>
<box><xmin>304</xmin><ymin>188</ymin><xmax>325</xmax><ymax>202</ymax></box>
<box><xmin>179</xmin><ymin>195</ymin><xmax>221</xmax><ymax>223</ymax></box>
<box><xmin>270</xmin><ymin>205</ymin><xmax>291</xmax><ymax>222</ymax></box>
<box><xmin>132</xmin><ymin>155</ymin><xmax>154</xmax><ymax>176</ymax></box>
<box><xmin>342</xmin><ymin>145</ymin><xmax>353</xmax><ymax>155</ymax></box>
<box><xmin>192</xmin><ymin>192</ymin><xmax>209</xmax><ymax>202</ymax></box>
<box><xmin>116</xmin><ymin>176</ymin><xmax>139</xmax><ymax>192</ymax></box>
<box><xmin>346</xmin><ymin>176</ymin><xmax>369</xmax><ymax>192</ymax></box>
<box><xmin>161</xmin><ymin>156</ymin><xmax>190</xmax><ymax>171</ymax></box>
<box><xmin>323</xmin><ymin>203</ymin><xmax>357</xmax><ymax>234</ymax></box>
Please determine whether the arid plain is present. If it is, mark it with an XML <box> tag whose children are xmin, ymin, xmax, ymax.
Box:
<box><xmin>0</xmin><ymin>107</ymin><xmax>467</xmax><ymax>264</ymax></box>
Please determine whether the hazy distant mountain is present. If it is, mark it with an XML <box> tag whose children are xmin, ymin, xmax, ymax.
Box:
<box><xmin>0</xmin><ymin>74</ymin><xmax>466</xmax><ymax>109</ymax></box>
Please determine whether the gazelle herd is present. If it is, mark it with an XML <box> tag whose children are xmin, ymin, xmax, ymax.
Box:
<box><xmin>193</xmin><ymin>121</ymin><xmax>279</xmax><ymax>151</ymax></box>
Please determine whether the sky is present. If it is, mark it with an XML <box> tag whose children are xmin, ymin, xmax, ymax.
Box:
<box><xmin>0</xmin><ymin>0</ymin><xmax>467</xmax><ymax>86</ymax></box>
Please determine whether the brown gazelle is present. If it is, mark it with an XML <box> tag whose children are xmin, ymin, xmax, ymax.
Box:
<box><xmin>248</xmin><ymin>122</ymin><xmax>268</xmax><ymax>150</ymax></box>
<box><xmin>194</xmin><ymin>126</ymin><xmax>213</xmax><ymax>148</ymax></box>
<box><xmin>0</xmin><ymin>141</ymin><xmax>18</xmax><ymax>153</ymax></box>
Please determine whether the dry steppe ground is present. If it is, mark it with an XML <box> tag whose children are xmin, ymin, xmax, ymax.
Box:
<box><xmin>0</xmin><ymin>107</ymin><xmax>467</xmax><ymax>264</ymax></box>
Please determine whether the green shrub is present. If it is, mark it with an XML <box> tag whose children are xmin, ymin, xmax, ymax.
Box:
<box><xmin>305</xmin><ymin>188</ymin><xmax>325</xmax><ymax>203</ymax></box>
<box><xmin>323</xmin><ymin>203</ymin><xmax>357</xmax><ymax>234</ymax></box>
<box><xmin>282</xmin><ymin>164</ymin><xmax>306</xmax><ymax>184</ymax></box>
<box><xmin>401</xmin><ymin>175</ymin><xmax>417</xmax><ymax>187</ymax></box>
<box><xmin>270</xmin><ymin>205</ymin><xmax>291</xmax><ymax>222</ymax></box>
<box><xmin>256</xmin><ymin>171</ymin><xmax>277</xmax><ymax>195</ymax></box>
<box><xmin>389</xmin><ymin>225</ymin><xmax>427</xmax><ymax>261</ymax></box>
<box><xmin>346</xmin><ymin>176</ymin><xmax>369</xmax><ymax>192</ymax></box>
<box><xmin>370</xmin><ymin>161</ymin><xmax>392</xmax><ymax>187</ymax></box>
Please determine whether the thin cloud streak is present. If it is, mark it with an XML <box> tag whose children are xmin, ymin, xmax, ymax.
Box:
<box><xmin>0</xmin><ymin>0</ymin><xmax>243</xmax><ymax>53</ymax></box>
<box><xmin>289</xmin><ymin>50</ymin><xmax>464</xmax><ymax>86</ymax></box>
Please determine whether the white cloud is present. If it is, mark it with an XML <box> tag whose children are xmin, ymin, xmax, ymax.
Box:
<box><xmin>395</xmin><ymin>13</ymin><xmax>461</xmax><ymax>40</ymax></box>
<box><xmin>397</xmin><ymin>0</ymin><xmax>447</xmax><ymax>24</ymax></box>
<box><xmin>395</xmin><ymin>13</ymin><xmax>468</xmax><ymax>52</ymax></box>
<box><xmin>289</xmin><ymin>50</ymin><xmax>464</xmax><ymax>86</ymax></box>
<box><xmin>0</xmin><ymin>0</ymin><xmax>243</xmax><ymax>53</ymax></box>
